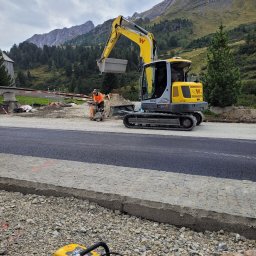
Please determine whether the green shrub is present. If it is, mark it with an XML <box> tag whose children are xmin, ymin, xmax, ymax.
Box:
<box><xmin>241</xmin><ymin>81</ymin><xmax>256</xmax><ymax>95</ymax></box>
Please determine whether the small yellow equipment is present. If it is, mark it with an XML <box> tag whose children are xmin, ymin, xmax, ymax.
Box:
<box><xmin>53</xmin><ymin>242</ymin><xmax>110</xmax><ymax>256</ymax></box>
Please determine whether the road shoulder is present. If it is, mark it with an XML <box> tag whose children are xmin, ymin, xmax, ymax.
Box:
<box><xmin>1</xmin><ymin>153</ymin><xmax>255</xmax><ymax>238</ymax></box>
<box><xmin>0</xmin><ymin>116</ymin><xmax>256</xmax><ymax>140</ymax></box>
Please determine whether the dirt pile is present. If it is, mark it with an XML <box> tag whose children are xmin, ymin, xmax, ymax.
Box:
<box><xmin>108</xmin><ymin>93</ymin><xmax>132</xmax><ymax>106</ymax></box>
<box><xmin>104</xmin><ymin>93</ymin><xmax>133</xmax><ymax>117</ymax></box>
<box><xmin>206</xmin><ymin>106</ymin><xmax>256</xmax><ymax>123</ymax></box>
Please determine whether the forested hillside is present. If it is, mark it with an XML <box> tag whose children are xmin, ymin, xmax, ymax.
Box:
<box><xmin>8</xmin><ymin>41</ymin><xmax>141</xmax><ymax>99</ymax></box>
<box><xmin>5</xmin><ymin>0</ymin><xmax>256</xmax><ymax>104</ymax></box>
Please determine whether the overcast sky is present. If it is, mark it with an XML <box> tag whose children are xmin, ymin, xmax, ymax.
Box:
<box><xmin>0</xmin><ymin>0</ymin><xmax>161</xmax><ymax>51</ymax></box>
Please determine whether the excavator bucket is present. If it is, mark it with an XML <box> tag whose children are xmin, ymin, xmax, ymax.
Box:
<box><xmin>97</xmin><ymin>58</ymin><xmax>128</xmax><ymax>73</ymax></box>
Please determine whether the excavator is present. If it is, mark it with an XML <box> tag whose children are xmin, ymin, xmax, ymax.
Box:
<box><xmin>97</xmin><ymin>16</ymin><xmax>208</xmax><ymax>130</ymax></box>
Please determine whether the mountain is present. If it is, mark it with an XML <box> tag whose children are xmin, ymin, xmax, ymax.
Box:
<box><xmin>68</xmin><ymin>0</ymin><xmax>256</xmax><ymax>47</ymax></box>
<box><xmin>132</xmin><ymin>0</ymin><xmax>256</xmax><ymax>38</ymax></box>
<box><xmin>132</xmin><ymin>0</ymin><xmax>176</xmax><ymax>20</ymax></box>
<box><xmin>162</xmin><ymin>0</ymin><xmax>256</xmax><ymax>37</ymax></box>
<box><xmin>133</xmin><ymin>0</ymin><xmax>233</xmax><ymax>21</ymax></box>
<box><xmin>68</xmin><ymin>19</ymin><xmax>112</xmax><ymax>46</ymax></box>
<box><xmin>26</xmin><ymin>21</ymin><xmax>94</xmax><ymax>48</ymax></box>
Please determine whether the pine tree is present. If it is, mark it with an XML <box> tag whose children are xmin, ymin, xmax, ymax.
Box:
<box><xmin>16</xmin><ymin>70</ymin><xmax>27</xmax><ymax>87</ymax></box>
<box><xmin>65</xmin><ymin>64</ymin><xmax>73</xmax><ymax>77</ymax></box>
<box><xmin>0</xmin><ymin>51</ymin><xmax>12</xmax><ymax>86</ymax></box>
<box><xmin>203</xmin><ymin>25</ymin><xmax>241</xmax><ymax>107</ymax></box>
<box><xmin>101</xmin><ymin>73</ymin><xmax>118</xmax><ymax>93</ymax></box>
<box><xmin>69</xmin><ymin>77</ymin><xmax>76</xmax><ymax>93</ymax></box>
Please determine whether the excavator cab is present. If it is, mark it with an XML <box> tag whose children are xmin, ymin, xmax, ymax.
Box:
<box><xmin>141</xmin><ymin>58</ymin><xmax>207</xmax><ymax>118</ymax></box>
<box><xmin>141</xmin><ymin>61</ymin><xmax>167</xmax><ymax>101</ymax></box>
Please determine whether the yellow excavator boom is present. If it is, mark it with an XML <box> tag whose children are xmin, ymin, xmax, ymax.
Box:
<box><xmin>98</xmin><ymin>15</ymin><xmax>157</xmax><ymax>66</ymax></box>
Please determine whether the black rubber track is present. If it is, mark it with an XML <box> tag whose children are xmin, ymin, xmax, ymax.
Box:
<box><xmin>123</xmin><ymin>113</ymin><xmax>197</xmax><ymax>131</ymax></box>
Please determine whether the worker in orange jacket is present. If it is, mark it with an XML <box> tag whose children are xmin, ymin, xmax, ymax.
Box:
<box><xmin>92</xmin><ymin>89</ymin><xmax>104</xmax><ymax>109</ymax></box>
<box><xmin>89</xmin><ymin>89</ymin><xmax>105</xmax><ymax>120</ymax></box>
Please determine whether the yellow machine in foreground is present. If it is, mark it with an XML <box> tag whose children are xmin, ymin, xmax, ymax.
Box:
<box><xmin>53</xmin><ymin>242</ymin><xmax>112</xmax><ymax>256</ymax></box>
<box><xmin>97</xmin><ymin>16</ymin><xmax>208</xmax><ymax>130</ymax></box>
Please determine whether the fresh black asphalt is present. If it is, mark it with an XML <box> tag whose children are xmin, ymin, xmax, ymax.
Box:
<box><xmin>0</xmin><ymin>127</ymin><xmax>255</xmax><ymax>182</ymax></box>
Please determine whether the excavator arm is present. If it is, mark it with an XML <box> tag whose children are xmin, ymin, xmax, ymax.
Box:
<box><xmin>98</xmin><ymin>15</ymin><xmax>157</xmax><ymax>67</ymax></box>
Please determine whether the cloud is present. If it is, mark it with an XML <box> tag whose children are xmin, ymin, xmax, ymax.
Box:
<box><xmin>2</xmin><ymin>0</ymin><xmax>49</xmax><ymax>28</ymax></box>
<box><xmin>0</xmin><ymin>0</ymin><xmax>161</xmax><ymax>51</ymax></box>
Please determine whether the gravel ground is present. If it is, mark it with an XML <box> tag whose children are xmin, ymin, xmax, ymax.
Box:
<box><xmin>0</xmin><ymin>191</ymin><xmax>255</xmax><ymax>256</ymax></box>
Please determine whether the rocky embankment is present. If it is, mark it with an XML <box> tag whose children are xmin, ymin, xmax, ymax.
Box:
<box><xmin>206</xmin><ymin>107</ymin><xmax>256</xmax><ymax>123</ymax></box>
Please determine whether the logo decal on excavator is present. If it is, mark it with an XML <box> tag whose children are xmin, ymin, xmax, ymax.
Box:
<box><xmin>140</xmin><ymin>38</ymin><xmax>146</xmax><ymax>44</ymax></box>
<box><xmin>191</xmin><ymin>88</ymin><xmax>202</xmax><ymax>98</ymax></box>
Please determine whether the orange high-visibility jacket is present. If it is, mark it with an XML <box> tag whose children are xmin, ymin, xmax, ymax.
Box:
<box><xmin>93</xmin><ymin>93</ymin><xmax>104</xmax><ymax>104</ymax></box>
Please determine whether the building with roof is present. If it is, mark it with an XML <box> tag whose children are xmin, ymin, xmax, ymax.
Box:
<box><xmin>0</xmin><ymin>52</ymin><xmax>17</xmax><ymax>112</ymax></box>
<box><xmin>1</xmin><ymin>52</ymin><xmax>15</xmax><ymax>86</ymax></box>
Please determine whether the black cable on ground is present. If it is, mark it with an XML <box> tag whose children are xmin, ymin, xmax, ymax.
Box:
<box><xmin>101</xmin><ymin>252</ymin><xmax>124</xmax><ymax>256</ymax></box>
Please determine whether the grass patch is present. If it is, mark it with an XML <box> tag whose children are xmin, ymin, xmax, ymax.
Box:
<box><xmin>16</xmin><ymin>96</ymin><xmax>57</xmax><ymax>106</ymax></box>
<box><xmin>180</xmin><ymin>47</ymin><xmax>207</xmax><ymax>73</ymax></box>
<box><xmin>30</xmin><ymin>66</ymin><xmax>58</xmax><ymax>83</ymax></box>
<box><xmin>202</xmin><ymin>109</ymin><xmax>220</xmax><ymax>117</ymax></box>
<box><xmin>1</xmin><ymin>95</ymin><xmax>85</xmax><ymax>106</ymax></box>
<box><xmin>237</xmin><ymin>94</ymin><xmax>256</xmax><ymax>108</ymax></box>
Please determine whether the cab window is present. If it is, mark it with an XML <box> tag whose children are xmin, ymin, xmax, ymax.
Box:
<box><xmin>142</xmin><ymin>62</ymin><xmax>167</xmax><ymax>100</ymax></box>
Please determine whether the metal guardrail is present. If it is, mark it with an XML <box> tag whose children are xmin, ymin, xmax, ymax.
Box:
<box><xmin>0</xmin><ymin>86</ymin><xmax>89</xmax><ymax>99</ymax></box>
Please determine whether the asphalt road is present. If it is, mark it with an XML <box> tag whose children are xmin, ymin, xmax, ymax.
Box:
<box><xmin>0</xmin><ymin>127</ymin><xmax>256</xmax><ymax>182</ymax></box>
